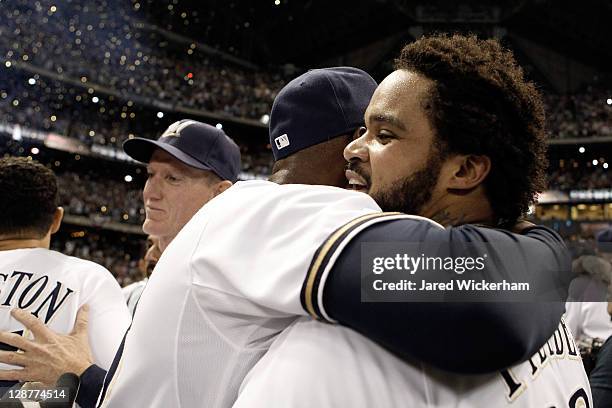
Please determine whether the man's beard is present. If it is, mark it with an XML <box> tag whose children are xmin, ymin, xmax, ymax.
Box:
<box><xmin>370</xmin><ymin>154</ymin><xmax>443</xmax><ymax>215</ymax></box>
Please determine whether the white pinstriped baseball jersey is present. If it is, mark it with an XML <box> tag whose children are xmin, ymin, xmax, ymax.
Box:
<box><xmin>99</xmin><ymin>180</ymin><xmax>381</xmax><ymax>407</ymax></box>
<box><xmin>0</xmin><ymin>248</ymin><xmax>130</xmax><ymax>371</ymax></box>
<box><xmin>234</xmin><ymin>316</ymin><xmax>591</xmax><ymax>408</ymax></box>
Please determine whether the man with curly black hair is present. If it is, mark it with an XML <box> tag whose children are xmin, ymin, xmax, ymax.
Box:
<box><xmin>346</xmin><ymin>34</ymin><xmax>547</xmax><ymax>228</ymax></box>
<box><xmin>235</xmin><ymin>35</ymin><xmax>590</xmax><ymax>408</ymax></box>
<box><xmin>0</xmin><ymin>157</ymin><xmax>130</xmax><ymax>393</ymax></box>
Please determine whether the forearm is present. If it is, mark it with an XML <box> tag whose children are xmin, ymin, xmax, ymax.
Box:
<box><xmin>324</xmin><ymin>297</ymin><xmax>564</xmax><ymax>373</ymax></box>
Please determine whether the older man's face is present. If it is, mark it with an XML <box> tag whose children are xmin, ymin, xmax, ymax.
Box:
<box><xmin>142</xmin><ymin>149</ymin><xmax>217</xmax><ymax>248</ymax></box>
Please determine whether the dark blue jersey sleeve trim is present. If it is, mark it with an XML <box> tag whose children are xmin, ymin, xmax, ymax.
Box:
<box><xmin>76</xmin><ymin>364</ymin><xmax>107</xmax><ymax>408</ymax></box>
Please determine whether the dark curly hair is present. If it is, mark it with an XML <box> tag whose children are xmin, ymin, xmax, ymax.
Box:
<box><xmin>0</xmin><ymin>157</ymin><xmax>59</xmax><ymax>238</ymax></box>
<box><xmin>395</xmin><ymin>34</ymin><xmax>548</xmax><ymax>225</ymax></box>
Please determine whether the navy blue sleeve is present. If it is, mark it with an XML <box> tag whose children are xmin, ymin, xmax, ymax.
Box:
<box><xmin>301</xmin><ymin>214</ymin><xmax>569</xmax><ymax>374</ymax></box>
<box><xmin>76</xmin><ymin>364</ymin><xmax>106</xmax><ymax>408</ymax></box>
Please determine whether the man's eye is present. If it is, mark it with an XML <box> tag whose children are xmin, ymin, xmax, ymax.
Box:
<box><xmin>377</xmin><ymin>132</ymin><xmax>394</xmax><ymax>142</ymax></box>
<box><xmin>166</xmin><ymin>175</ymin><xmax>179</xmax><ymax>182</ymax></box>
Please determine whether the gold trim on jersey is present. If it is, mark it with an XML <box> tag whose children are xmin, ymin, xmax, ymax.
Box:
<box><xmin>303</xmin><ymin>212</ymin><xmax>402</xmax><ymax>320</ymax></box>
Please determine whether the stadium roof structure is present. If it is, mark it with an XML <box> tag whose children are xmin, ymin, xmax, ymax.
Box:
<box><xmin>139</xmin><ymin>0</ymin><xmax>612</xmax><ymax>78</ymax></box>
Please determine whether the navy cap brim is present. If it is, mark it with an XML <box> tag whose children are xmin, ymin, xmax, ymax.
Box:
<box><xmin>123</xmin><ymin>137</ymin><xmax>216</xmax><ymax>172</ymax></box>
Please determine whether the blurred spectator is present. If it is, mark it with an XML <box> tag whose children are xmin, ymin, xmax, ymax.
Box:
<box><xmin>590</xmin><ymin>311</ymin><xmax>612</xmax><ymax>407</ymax></box>
<box><xmin>57</xmin><ymin>171</ymin><xmax>144</xmax><ymax>225</ymax></box>
<box><xmin>548</xmin><ymin>162</ymin><xmax>611</xmax><ymax>191</ymax></box>
<box><xmin>123</xmin><ymin>235</ymin><xmax>160</xmax><ymax>315</ymax></box>
<box><xmin>565</xmin><ymin>229</ymin><xmax>612</xmax><ymax>375</ymax></box>
<box><xmin>51</xmin><ymin>230</ymin><xmax>144</xmax><ymax>286</ymax></box>
<box><xmin>545</xmin><ymin>91</ymin><xmax>612</xmax><ymax>139</ymax></box>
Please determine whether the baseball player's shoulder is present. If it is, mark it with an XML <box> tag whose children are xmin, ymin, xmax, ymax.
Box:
<box><xmin>122</xmin><ymin>278</ymin><xmax>148</xmax><ymax>301</ymax></box>
<box><xmin>49</xmin><ymin>249</ymin><xmax>111</xmax><ymax>273</ymax></box>
<box><xmin>221</xmin><ymin>180</ymin><xmax>381</xmax><ymax>210</ymax></box>
<box><xmin>1</xmin><ymin>247</ymin><xmax>111</xmax><ymax>276</ymax></box>
<box><xmin>44</xmin><ymin>249</ymin><xmax>122</xmax><ymax>289</ymax></box>
<box><xmin>122</xmin><ymin>278</ymin><xmax>148</xmax><ymax>294</ymax></box>
<box><xmin>183</xmin><ymin>180</ymin><xmax>381</xmax><ymax>237</ymax></box>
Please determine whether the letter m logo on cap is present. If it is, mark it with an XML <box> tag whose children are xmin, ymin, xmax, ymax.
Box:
<box><xmin>275</xmin><ymin>134</ymin><xmax>290</xmax><ymax>150</ymax></box>
<box><xmin>161</xmin><ymin>120</ymin><xmax>198</xmax><ymax>138</ymax></box>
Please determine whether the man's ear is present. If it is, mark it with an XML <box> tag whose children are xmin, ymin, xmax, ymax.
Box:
<box><xmin>50</xmin><ymin>207</ymin><xmax>64</xmax><ymax>235</ymax></box>
<box><xmin>445</xmin><ymin>154</ymin><xmax>491</xmax><ymax>191</ymax></box>
<box><xmin>213</xmin><ymin>180</ymin><xmax>233</xmax><ymax>197</ymax></box>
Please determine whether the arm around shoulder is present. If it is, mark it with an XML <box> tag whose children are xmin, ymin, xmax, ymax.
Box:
<box><xmin>306</xmin><ymin>216</ymin><xmax>569</xmax><ymax>373</ymax></box>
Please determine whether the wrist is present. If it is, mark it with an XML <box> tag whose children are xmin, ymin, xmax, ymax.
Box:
<box><xmin>69</xmin><ymin>360</ymin><xmax>94</xmax><ymax>377</ymax></box>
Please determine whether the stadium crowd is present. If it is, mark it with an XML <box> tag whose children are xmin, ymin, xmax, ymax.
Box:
<box><xmin>2</xmin><ymin>68</ymin><xmax>611</xmax><ymax>151</ymax></box>
<box><xmin>51</xmin><ymin>229</ymin><xmax>145</xmax><ymax>286</ymax></box>
<box><xmin>545</xmin><ymin>91</ymin><xmax>612</xmax><ymax>139</ymax></box>
<box><xmin>1</xmin><ymin>0</ymin><xmax>286</xmax><ymax>121</ymax></box>
<box><xmin>1</xmin><ymin>1</ymin><xmax>611</xmax><ymax>148</ymax></box>
<box><xmin>0</xmin><ymin>70</ymin><xmax>165</xmax><ymax>149</ymax></box>
<box><xmin>548</xmin><ymin>164</ymin><xmax>611</xmax><ymax>191</ymax></box>
<box><xmin>57</xmin><ymin>171</ymin><xmax>144</xmax><ymax>225</ymax></box>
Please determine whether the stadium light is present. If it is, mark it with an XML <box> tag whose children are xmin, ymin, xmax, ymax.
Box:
<box><xmin>125</xmin><ymin>175</ymin><xmax>133</xmax><ymax>182</ymax></box>
<box><xmin>92</xmin><ymin>96</ymin><xmax>99</xmax><ymax>103</ymax></box>
<box><xmin>157</xmin><ymin>112</ymin><xmax>164</xmax><ymax>118</ymax></box>
<box><xmin>604</xmin><ymin>163</ymin><xmax>609</xmax><ymax>169</ymax></box>
<box><xmin>260</xmin><ymin>114</ymin><xmax>270</xmax><ymax>125</ymax></box>
<box><xmin>28</xmin><ymin>78</ymin><xmax>36</xmax><ymax>85</ymax></box>
<box><xmin>216</xmin><ymin>123</ymin><xmax>223</xmax><ymax>129</ymax></box>
<box><xmin>12</xmin><ymin>125</ymin><xmax>22</xmax><ymax>141</ymax></box>
<box><xmin>31</xmin><ymin>147</ymin><xmax>39</xmax><ymax>155</ymax></box>
<box><xmin>607</xmin><ymin>98</ymin><xmax>612</xmax><ymax>105</ymax></box>
<box><xmin>578</xmin><ymin>146</ymin><xmax>585</xmax><ymax>153</ymax></box>
<box><xmin>592</xmin><ymin>159</ymin><xmax>598</xmax><ymax>166</ymax></box>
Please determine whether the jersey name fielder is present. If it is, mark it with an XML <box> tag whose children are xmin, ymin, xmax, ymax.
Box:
<box><xmin>235</xmin><ymin>316</ymin><xmax>590</xmax><ymax>408</ymax></box>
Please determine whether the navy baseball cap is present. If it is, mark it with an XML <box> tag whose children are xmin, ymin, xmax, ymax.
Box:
<box><xmin>123</xmin><ymin>120</ymin><xmax>241</xmax><ymax>182</ymax></box>
<box><xmin>269</xmin><ymin>67</ymin><xmax>377</xmax><ymax>161</ymax></box>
